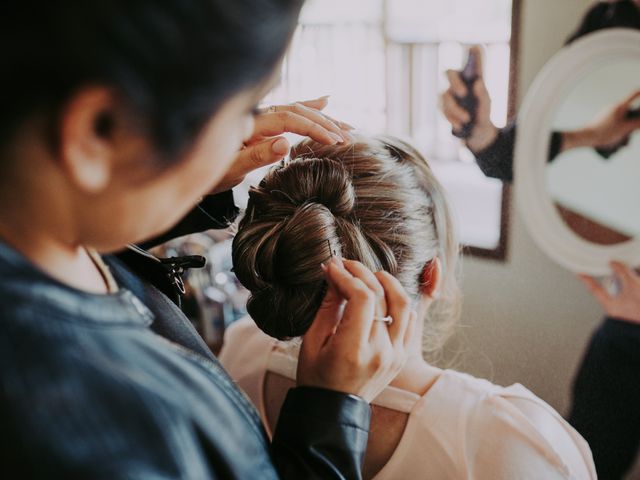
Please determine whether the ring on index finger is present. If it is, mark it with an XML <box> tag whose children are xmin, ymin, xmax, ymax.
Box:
<box><xmin>373</xmin><ymin>315</ymin><xmax>393</xmax><ymax>325</ymax></box>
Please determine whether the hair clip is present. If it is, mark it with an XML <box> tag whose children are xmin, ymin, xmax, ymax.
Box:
<box><xmin>327</xmin><ymin>239</ymin><xmax>338</xmax><ymax>258</ymax></box>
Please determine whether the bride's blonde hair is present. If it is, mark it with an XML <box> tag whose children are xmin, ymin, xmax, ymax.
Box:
<box><xmin>232</xmin><ymin>135</ymin><xmax>460</xmax><ymax>358</ymax></box>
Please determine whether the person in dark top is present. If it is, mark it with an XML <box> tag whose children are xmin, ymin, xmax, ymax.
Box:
<box><xmin>442</xmin><ymin>0</ymin><xmax>640</xmax><ymax>181</ymax></box>
<box><xmin>440</xmin><ymin>1</ymin><xmax>640</xmax><ymax>477</ymax></box>
<box><xmin>0</xmin><ymin>1</ymin><xmax>416</xmax><ymax>478</ymax></box>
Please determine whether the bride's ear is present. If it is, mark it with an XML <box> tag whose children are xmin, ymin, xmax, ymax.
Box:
<box><xmin>419</xmin><ymin>257</ymin><xmax>441</xmax><ymax>298</ymax></box>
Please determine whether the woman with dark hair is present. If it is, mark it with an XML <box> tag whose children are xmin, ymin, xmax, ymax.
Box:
<box><xmin>0</xmin><ymin>1</ymin><xmax>414</xmax><ymax>478</ymax></box>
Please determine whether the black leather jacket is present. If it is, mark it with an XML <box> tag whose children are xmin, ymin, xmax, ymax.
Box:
<box><xmin>0</xmin><ymin>192</ymin><xmax>371</xmax><ymax>479</ymax></box>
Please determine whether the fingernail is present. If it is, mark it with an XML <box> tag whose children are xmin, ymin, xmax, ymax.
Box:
<box><xmin>272</xmin><ymin>137</ymin><xmax>290</xmax><ymax>155</ymax></box>
<box><xmin>319</xmin><ymin>95</ymin><xmax>330</xmax><ymax>100</ymax></box>
<box><xmin>329</xmin><ymin>132</ymin><xmax>344</xmax><ymax>144</ymax></box>
<box><xmin>320</xmin><ymin>262</ymin><xmax>328</xmax><ymax>273</ymax></box>
<box><xmin>342</xmin><ymin>131</ymin><xmax>356</xmax><ymax>143</ymax></box>
<box><xmin>340</xmin><ymin>122</ymin><xmax>356</xmax><ymax>131</ymax></box>
<box><xmin>331</xmin><ymin>256</ymin><xmax>344</xmax><ymax>268</ymax></box>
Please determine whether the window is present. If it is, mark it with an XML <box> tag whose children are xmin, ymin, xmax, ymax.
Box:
<box><xmin>262</xmin><ymin>0</ymin><xmax>519</xmax><ymax>257</ymax></box>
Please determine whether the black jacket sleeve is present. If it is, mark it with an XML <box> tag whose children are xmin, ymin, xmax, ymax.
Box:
<box><xmin>472</xmin><ymin>124</ymin><xmax>563</xmax><ymax>183</ymax></box>
<box><xmin>568</xmin><ymin>317</ymin><xmax>640</xmax><ymax>479</ymax></box>
<box><xmin>139</xmin><ymin>190</ymin><xmax>240</xmax><ymax>249</ymax></box>
<box><xmin>473</xmin><ymin>123</ymin><xmax>517</xmax><ymax>182</ymax></box>
<box><xmin>272</xmin><ymin>387</ymin><xmax>371</xmax><ymax>480</ymax></box>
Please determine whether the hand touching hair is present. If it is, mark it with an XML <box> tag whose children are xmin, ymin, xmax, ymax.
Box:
<box><xmin>232</xmin><ymin>135</ymin><xmax>460</xmax><ymax>356</ymax></box>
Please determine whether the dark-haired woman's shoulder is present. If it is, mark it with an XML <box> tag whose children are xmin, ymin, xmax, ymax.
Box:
<box><xmin>0</xmin><ymin>308</ymin><xmax>278</xmax><ymax>479</ymax></box>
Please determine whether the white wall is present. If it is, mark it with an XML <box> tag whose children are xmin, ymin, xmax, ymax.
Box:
<box><xmin>442</xmin><ymin>0</ymin><xmax>601</xmax><ymax>416</ymax></box>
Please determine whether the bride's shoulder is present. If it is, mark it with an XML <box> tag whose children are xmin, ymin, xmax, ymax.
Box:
<box><xmin>425</xmin><ymin>370</ymin><xmax>596</xmax><ymax>479</ymax></box>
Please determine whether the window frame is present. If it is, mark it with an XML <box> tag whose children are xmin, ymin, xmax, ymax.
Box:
<box><xmin>272</xmin><ymin>0</ymin><xmax>522</xmax><ymax>261</ymax></box>
<box><xmin>462</xmin><ymin>0</ymin><xmax>521</xmax><ymax>261</ymax></box>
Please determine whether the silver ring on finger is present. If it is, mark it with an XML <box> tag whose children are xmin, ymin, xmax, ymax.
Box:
<box><xmin>256</xmin><ymin>105</ymin><xmax>278</xmax><ymax>115</ymax></box>
<box><xmin>373</xmin><ymin>315</ymin><xmax>393</xmax><ymax>325</ymax></box>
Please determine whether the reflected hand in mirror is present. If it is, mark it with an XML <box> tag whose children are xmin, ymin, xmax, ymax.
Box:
<box><xmin>516</xmin><ymin>29</ymin><xmax>640</xmax><ymax>275</ymax></box>
<box><xmin>558</xmin><ymin>89</ymin><xmax>640</xmax><ymax>157</ymax></box>
<box><xmin>547</xmin><ymin>82</ymin><xmax>640</xmax><ymax>245</ymax></box>
<box><xmin>579</xmin><ymin>261</ymin><xmax>640</xmax><ymax>324</ymax></box>
<box><xmin>211</xmin><ymin>96</ymin><xmax>355</xmax><ymax>194</ymax></box>
<box><xmin>441</xmin><ymin>46</ymin><xmax>499</xmax><ymax>154</ymax></box>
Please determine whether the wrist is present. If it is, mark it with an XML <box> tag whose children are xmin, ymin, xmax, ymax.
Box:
<box><xmin>466</xmin><ymin>123</ymin><xmax>499</xmax><ymax>154</ymax></box>
<box><xmin>560</xmin><ymin>127</ymin><xmax>596</xmax><ymax>152</ymax></box>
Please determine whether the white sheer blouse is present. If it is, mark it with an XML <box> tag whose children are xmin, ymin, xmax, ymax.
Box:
<box><xmin>219</xmin><ymin>317</ymin><xmax>596</xmax><ymax>479</ymax></box>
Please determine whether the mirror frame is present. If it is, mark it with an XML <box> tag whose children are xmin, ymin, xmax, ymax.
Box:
<box><xmin>464</xmin><ymin>0</ymin><xmax>521</xmax><ymax>261</ymax></box>
<box><xmin>515</xmin><ymin>28</ymin><xmax>640</xmax><ymax>276</ymax></box>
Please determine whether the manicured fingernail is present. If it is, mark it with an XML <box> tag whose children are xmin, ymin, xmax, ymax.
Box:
<box><xmin>342</xmin><ymin>131</ymin><xmax>356</xmax><ymax>143</ymax></box>
<box><xmin>331</xmin><ymin>256</ymin><xmax>344</xmax><ymax>268</ymax></box>
<box><xmin>340</xmin><ymin>122</ymin><xmax>356</xmax><ymax>130</ymax></box>
<box><xmin>272</xmin><ymin>137</ymin><xmax>290</xmax><ymax>155</ymax></box>
<box><xmin>320</xmin><ymin>262</ymin><xmax>328</xmax><ymax>273</ymax></box>
<box><xmin>329</xmin><ymin>132</ymin><xmax>344</xmax><ymax>144</ymax></box>
<box><xmin>338</xmin><ymin>131</ymin><xmax>351</xmax><ymax>143</ymax></box>
<box><xmin>319</xmin><ymin>95</ymin><xmax>330</xmax><ymax>100</ymax></box>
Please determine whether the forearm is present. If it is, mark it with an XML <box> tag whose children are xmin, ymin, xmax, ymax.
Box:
<box><xmin>271</xmin><ymin>386</ymin><xmax>371</xmax><ymax>480</ymax></box>
<box><xmin>558</xmin><ymin>127</ymin><xmax>598</xmax><ymax>153</ymax></box>
<box><xmin>139</xmin><ymin>190</ymin><xmax>239</xmax><ymax>250</ymax></box>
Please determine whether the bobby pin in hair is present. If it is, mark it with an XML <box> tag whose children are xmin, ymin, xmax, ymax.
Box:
<box><xmin>327</xmin><ymin>239</ymin><xmax>338</xmax><ymax>259</ymax></box>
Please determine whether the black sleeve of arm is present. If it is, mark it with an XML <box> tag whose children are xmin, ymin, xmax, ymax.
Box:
<box><xmin>473</xmin><ymin>123</ymin><xmax>517</xmax><ymax>183</ymax></box>
<box><xmin>565</xmin><ymin>2</ymin><xmax>610</xmax><ymax>44</ymax></box>
<box><xmin>568</xmin><ymin>317</ymin><xmax>640</xmax><ymax>479</ymax></box>
<box><xmin>548</xmin><ymin>131</ymin><xmax>564</xmax><ymax>162</ymax></box>
<box><xmin>140</xmin><ymin>191</ymin><xmax>239</xmax><ymax>250</ymax></box>
<box><xmin>271</xmin><ymin>386</ymin><xmax>371</xmax><ymax>480</ymax></box>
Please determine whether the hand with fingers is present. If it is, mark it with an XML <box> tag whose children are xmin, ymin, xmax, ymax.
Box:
<box><xmin>440</xmin><ymin>46</ymin><xmax>499</xmax><ymax>153</ymax></box>
<box><xmin>297</xmin><ymin>257</ymin><xmax>416</xmax><ymax>403</ymax></box>
<box><xmin>579</xmin><ymin>261</ymin><xmax>640</xmax><ymax>324</ymax></box>
<box><xmin>211</xmin><ymin>96</ymin><xmax>355</xmax><ymax>194</ymax></box>
<box><xmin>560</xmin><ymin>89</ymin><xmax>640</xmax><ymax>155</ymax></box>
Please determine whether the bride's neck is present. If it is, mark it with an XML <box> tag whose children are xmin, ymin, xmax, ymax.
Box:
<box><xmin>389</xmin><ymin>308</ymin><xmax>442</xmax><ymax>396</ymax></box>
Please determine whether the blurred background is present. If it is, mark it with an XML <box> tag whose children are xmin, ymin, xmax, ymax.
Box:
<box><xmin>263</xmin><ymin>0</ymin><xmax>513</xmax><ymax>251</ymax></box>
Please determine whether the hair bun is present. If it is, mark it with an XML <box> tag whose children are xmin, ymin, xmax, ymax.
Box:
<box><xmin>245</xmin><ymin>282</ymin><xmax>324</xmax><ymax>339</ymax></box>
<box><xmin>266</xmin><ymin>158</ymin><xmax>355</xmax><ymax>217</ymax></box>
<box><xmin>232</xmin><ymin>158</ymin><xmax>354</xmax><ymax>338</ymax></box>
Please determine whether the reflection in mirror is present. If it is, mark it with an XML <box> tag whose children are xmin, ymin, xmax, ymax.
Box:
<box><xmin>546</xmin><ymin>59</ymin><xmax>640</xmax><ymax>245</ymax></box>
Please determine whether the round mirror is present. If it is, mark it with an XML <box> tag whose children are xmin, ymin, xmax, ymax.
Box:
<box><xmin>516</xmin><ymin>29</ymin><xmax>640</xmax><ymax>275</ymax></box>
